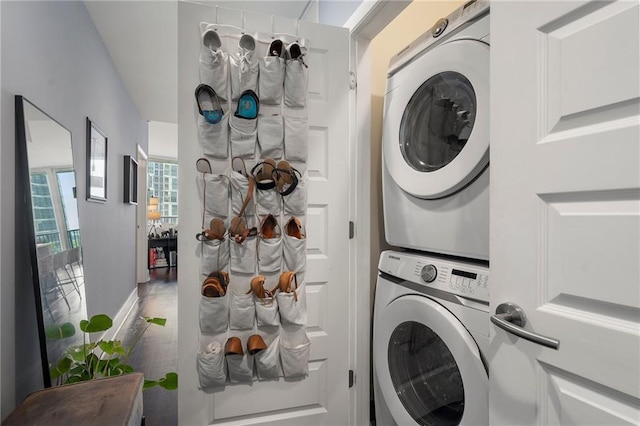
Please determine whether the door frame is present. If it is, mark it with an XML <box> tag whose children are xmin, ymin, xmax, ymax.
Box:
<box><xmin>346</xmin><ymin>2</ymin><xmax>410</xmax><ymax>424</ymax></box>
<box><xmin>135</xmin><ymin>144</ymin><xmax>148</xmax><ymax>284</ymax></box>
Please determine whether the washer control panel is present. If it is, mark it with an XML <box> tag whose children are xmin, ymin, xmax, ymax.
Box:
<box><xmin>379</xmin><ymin>251</ymin><xmax>489</xmax><ymax>303</ymax></box>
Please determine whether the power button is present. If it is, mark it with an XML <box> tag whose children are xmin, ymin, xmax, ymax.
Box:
<box><xmin>431</xmin><ymin>18</ymin><xmax>448</xmax><ymax>38</ymax></box>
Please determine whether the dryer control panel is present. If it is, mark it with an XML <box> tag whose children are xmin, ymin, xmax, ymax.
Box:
<box><xmin>379</xmin><ymin>250</ymin><xmax>489</xmax><ymax>303</ymax></box>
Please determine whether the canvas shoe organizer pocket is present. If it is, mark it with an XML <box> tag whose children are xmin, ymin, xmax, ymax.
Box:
<box><xmin>283</xmin><ymin>170</ymin><xmax>308</xmax><ymax>216</ymax></box>
<box><xmin>230</xmin><ymin>236</ymin><xmax>257</xmax><ymax>274</ymax></box>
<box><xmin>258</xmin><ymin>234</ymin><xmax>283</xmax><ymax>274</ymax></box>
<box><xmin>258</xmin><ymin>57</ymin><xmax>285</xmax><ymax>105</ymax></box>
<box><xmin>254</xmin><ymin>294</ymin><xmax>280</xmax><ymax>327</ymax></box>
<box><xmin>284</xmin><ymin>115</ymin><xmax>309</xmax><ymax>162</ymax></box>
<box><xmin>255</xmin><ymin>189</ymin><xmax>281</xmax><ymax>217</ymax></box>
<box><xmin>229</xmin><ymin>114</ymin><xmax>257</xmax><ymax>159</ymax></box>
<box><xmin>276</xmin><ymin>281</ymin><xmax>307</xmax><ymax>327</ymax></box>
<box><xmin>201</xmin><ymin>238</ymin><xmax>229</xmax><ymax>276</ymax></box>
<box><xmin>257</xmin><ymin>114</ymin><xmax>284</xmax><ymax>159</ymax></box>
<box><xmin>255</xmin><ymin>335</ymin><xmax>283</xmax><ymax>380</ymax></box>
<box><xmin>283</xmin><ymin>232</ymin><xmax>307</xmax><ymax>273</ymax></box>
<box><xmin>284</xmin><ymin>60</ymin><xmax>309</xmax><ymax>108</ymax></box>
<box><xmin>229</xmin><ymin>292</ymin><xmax>256</xmax><ymax>330</ymax></box>
<box><xmin>199</xmin><ymin>290</ymin><xmax>229</xmax><ymax>335</ymax></box>
<box><xmin>196</xmin><ymin>337</ymin><xmax>227</xmax><ymax>389</ymax></box>
<box><xmin>199</xmin><ymin>48</ymin><xmax>228</xmax><ymax>101</ymax></box>
<box><xmin>226</xmin><ymin>352</ymin><xmax>254</xmax><ymax>384</ymax></box>
<box><xmin>279</xmin><ymin>329</ymin><xmax>311</xmax><ymax>378</ymax></box>
<box><xmin>197</xmin><ymin>113</ymin><xmax>229</xmax><ymax>160</ymax></box>
<box><xmin>198</xmin><ymin>173</ymin><xmax>229</xmax><ymax>219</ymax></box>
<box><xmin>230</xmin><ymin>57</ymin><xmax>259</xmax><ymax>102</ymax></box>
<box><xmin>229</xmin><ymin>171</ymin><xmax>255</xmax><ymax>217</ymax></box>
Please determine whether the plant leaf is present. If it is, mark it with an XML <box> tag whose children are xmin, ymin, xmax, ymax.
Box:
<box><xmin>66</xmin><ymin>343</ymin><xmax>96</xmax><ymax>362</ymax></box>
<box><xmin>143</xmin><ymin>317</ymin><xmax>166</xmax><ymax>327</ymax></box>
<box><xmin>143</xmin><ymin>380</ymin><xmax>159</xmax><ymax>390</ymax></box>
<box><xmin>158</xmin><ymin>372</ymin><xmax>178</xmax><ymax>390</ymax></box>
<box><xmin>80</xmin><ymin>314</ymin><xmax>113</xmax><ymax>333</ymax></box>
<box><xmin>98</xmin><ymin>341</ymin><xmax>115</xmax><ymax>355</ymax></box>
<box><xmin>50</xmin><ymin>357</ymin><xmax>72</xmax><ymax>379</ymax></box>
<box><xmin>45</xmin><ymin>323</ymin><xmax>76</xmax><ymax>340</ymax></box>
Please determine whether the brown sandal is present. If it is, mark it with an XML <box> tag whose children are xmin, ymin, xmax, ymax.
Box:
<box><xmin>225</xmin><ymin>337</ymin><xmax>244</xmax><ymax>356</ymax></box>
<box><xmin>251</xmin><ymin>158</ymin><xmax>277</xmax><ymax>190</ymax></box>
<box><xmin>285</xmin><ymin>217</ymin><xmax>304</xmax><ymax>239</ymax></box>
<box><xmin>259</xmin><ymin>214</ymin><xmax>280</xmax><ymax>239</ymax></box>
<box><xmin>201</xmin><ymin>270</ymin><xmax>229</xmax><ymax>297</ymax></box>
<box><xmin>202</xmin><ymin>277</ymin><xmax>225</xmax><ymax>297</ymax></box>
<box><xmin>228</xmin><ymin>216</ymin><xmax>258</xmax><ymax>244</ymax></box>
<box><xmin>273</xmin><ymin>271</ymin><xmax>298</xmax><ymax>302</ymax></box>
<box><xmin>272</xmin><ymin>160</ymin><xmax>300</xmax><ymax>196</ymax></box>
<box><xmin>197</xmin><ymin>218</ymin><xmax>226</xmax><ymax>241</ymax></box>
<box><xmin>247</xmin><ymin>334</ymin><xmax>267</xmax><ymax>355</ymax></box>
<box><xmin>246</xmin><ymin>275</ymin><xmax>273</xmax><ymax>302</ymax></box>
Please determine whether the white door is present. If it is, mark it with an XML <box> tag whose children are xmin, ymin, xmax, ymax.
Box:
<box><xmin>178</xmin><ymin>3</ymin><xmax>351</xmax><ymax>425</ymax></box>
<box><xmin>136</xmin><ymin>144</ymin><xmax>148</xmax><ymax>284</ymax></box>
<box><xmin>490</xmin><ymin>1</ymin><xmax>640</xmax><ymax>424</ymax></box>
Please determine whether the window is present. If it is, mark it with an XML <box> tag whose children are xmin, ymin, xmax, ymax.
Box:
<box><xmin>31</xmin><ymin>172</ymin><xmax>62</xmax><ymax>252</ymax></box>
<box><xmin>147</xmin><ymin>160</ymin><xmax>178</xmax><ymax>224</ymax></box>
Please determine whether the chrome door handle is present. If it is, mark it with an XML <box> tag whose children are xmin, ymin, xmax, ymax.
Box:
<box><xmin>491</xmin><ymin>302</ymin><xmax>560</xmax><ymax>350</ymax></box>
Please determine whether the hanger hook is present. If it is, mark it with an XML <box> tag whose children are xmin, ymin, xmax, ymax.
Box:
<box><xmin>271</xmin><ymin>15</ymin><xmax>275</xmax><ymax>37</ymax></box>
<box><xmin>242</xmin><ymin>11</ymin><xmax>246</xmax><ymax>33</ymax></box>
<box><xmin>215</xmin><ymin>6</ymin><xmax>218</xmax><ymax>25</ymax></box>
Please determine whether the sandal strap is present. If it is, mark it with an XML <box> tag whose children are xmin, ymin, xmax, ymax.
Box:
<box><xmin>250</xmin><ymin>161</ymin><xmax>277</xmax><ymax>191</ymax></box>
<box><xmin>273</xmin><ymin>167</ymin><xmax>300</xmax><ymax>196</ymax></box>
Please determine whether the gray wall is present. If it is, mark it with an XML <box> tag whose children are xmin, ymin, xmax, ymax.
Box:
<box><xmin>1</xmin><ymin>1</ymin><xmax>147</xmax><ymax>417</ymax></box>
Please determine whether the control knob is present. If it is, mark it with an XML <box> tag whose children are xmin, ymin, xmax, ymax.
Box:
<box><xmin>421</xmin><ymin>264</ymin><xmax>438</xmax><ymax>283</ymax></box>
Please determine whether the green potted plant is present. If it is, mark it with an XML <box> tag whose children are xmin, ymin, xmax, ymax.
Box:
<box><xmin>46</xmin><ymin>314</ymin><xmax>178</xmax><ymax>390</ymax></box>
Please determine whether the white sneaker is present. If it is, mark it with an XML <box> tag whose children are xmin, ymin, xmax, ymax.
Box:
<box><xmin>238</xmin><ymin>34</ymin><xmax>257</xmax><ymax>72</ymax></box>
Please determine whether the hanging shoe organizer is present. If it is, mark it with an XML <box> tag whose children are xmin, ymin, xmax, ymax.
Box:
<box><xmin>193</xmin><ymin>18</ymin><xmax>311</xmax><ymax>390</ymax></box>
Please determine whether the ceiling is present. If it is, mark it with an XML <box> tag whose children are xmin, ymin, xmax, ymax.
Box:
<box><xmin>85</xmin><ymin>1</ymin><xmax>311</xmax><ymax>125</ymax></box>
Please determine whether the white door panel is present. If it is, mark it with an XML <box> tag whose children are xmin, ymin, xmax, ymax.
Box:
<box><xmin>491</xmin><ymin>1</ymin><xmax>640</xmax><ymax>425</ymax></box>
<box><xmin>178</xmin><ymin>3</ymin><xmax>350</xmax><ymax>425</ymax></box>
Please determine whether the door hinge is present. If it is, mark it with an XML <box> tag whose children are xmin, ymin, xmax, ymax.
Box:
<box><xmin>349</xmin><ymin>221</ymin><xmax>355</xmax><ymax>239</ymax></box>
<box><xmin>349</xmin><ymin>71</ymin><xmax>357</xmax><ymax>90</ymax></box>
<box><xmin>348</xmin><ymin>370</ymin><xmax>355</xmax><ymax>388</ymax></box>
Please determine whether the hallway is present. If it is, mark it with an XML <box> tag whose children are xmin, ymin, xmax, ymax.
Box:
<box><xmin>119</xmin><ymin>268</ymin><xmax>178</xmax><ymax>425</ymax></box>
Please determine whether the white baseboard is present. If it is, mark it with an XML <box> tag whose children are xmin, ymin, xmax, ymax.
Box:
<box><xmin>97</xmin><ymin>288</ymin><xmax>139</xmax><ymax>344</ymax></box>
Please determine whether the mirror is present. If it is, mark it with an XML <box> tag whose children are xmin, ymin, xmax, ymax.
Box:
<box><xmin>16</xmin><ymin>96</ymin><xmax>87</xmax><ymax>387</ymax></box>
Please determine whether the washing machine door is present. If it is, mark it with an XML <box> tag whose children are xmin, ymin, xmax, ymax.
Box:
<box><xmin>383</xmin><ymin>39</ymin><xmax>489</xmax><ymax>199</ymax></box>
<box><xmin>374</xmin><ymin>294</ymin><xmax>488</xmax><ymax>425</ymax></box>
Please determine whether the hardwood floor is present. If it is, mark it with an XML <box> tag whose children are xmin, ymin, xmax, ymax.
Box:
<box><xmin>119</xmin><ymin>267</ymin><xmax>178</xmax><ymax>425</ymax></box>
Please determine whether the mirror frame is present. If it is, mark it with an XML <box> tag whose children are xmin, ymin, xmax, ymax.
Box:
<box><xmin>15</xmin><ymin>95</ymin><xmax>79</xmax><ymax>387</ymax></box>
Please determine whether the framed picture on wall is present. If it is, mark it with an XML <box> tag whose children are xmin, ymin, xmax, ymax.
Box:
<box><xmin>86</xmin><ymin>118</ymin><xmax>108</xmax><ymax>202</ymax></box>
<box><xmin>124</xmin><ymin>155</ymin><xmax>138</xmax><ymax>205</ymax></box>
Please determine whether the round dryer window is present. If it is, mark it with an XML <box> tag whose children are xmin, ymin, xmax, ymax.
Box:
<box><xmin>382</xmin><ymin>40</ymin><xmax>489</xmax><ymax>199</ymax></box>
<box><xmin>388</xmin><ymin>321</ymin><xmax>464</xmax><ymax>425</ymax></box>
<box><xmin>400</xmin><ymin>72</ymin><xmax>476</xmax><ymax>173</ymax></box>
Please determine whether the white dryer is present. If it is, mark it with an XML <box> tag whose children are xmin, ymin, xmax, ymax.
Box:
<box><xmin>373</xmin><ymin>250</ymin><xmax>489</xmax><ymax>426</ymax></box>
<box><xmin>382</xmin><ymin>1</ymin><xmax>490</xmax><ymax>261</ymax></box>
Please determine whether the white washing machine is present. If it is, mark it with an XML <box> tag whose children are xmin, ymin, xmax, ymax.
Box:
<box><xmin>373</xmin><ymin>250</ymin><xmax>489</xmax><ymax>426</ymax></box>
<box><xmin>382</xmin><ymin>1</ymin><xmax>490</xmax><ymax>261</ymax></box>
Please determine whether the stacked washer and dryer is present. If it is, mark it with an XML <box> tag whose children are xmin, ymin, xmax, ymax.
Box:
<box><xmin>373</xmin><ymin>1</ymin><xmax>491</xmax><ymax>425</ymax></box>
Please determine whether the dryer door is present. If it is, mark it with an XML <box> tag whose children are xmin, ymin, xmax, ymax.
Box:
<box><xmin>383</xmin><ymin>40</ymin><xmax>489</xmax><ymax>199</ymax></box>
<box><xmin>374</xmin><ymin>294</ymin><xmax>488</xmax><ymax>425</ymax></box>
